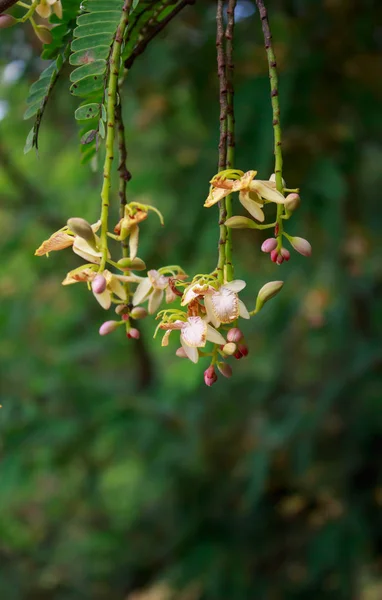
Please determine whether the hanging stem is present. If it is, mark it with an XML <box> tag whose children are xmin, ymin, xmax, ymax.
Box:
<box><xmin>216</xmin><ymin>0</ymin><xmax>228</xmax><ymax>284</ymax></box>
<box><xmin>99</xmin><ymin>0</ymin><xmax>133</xmax><ymax>271</ymax></box>
<box><xmin>224</xmin><ymin>0</ymin><xmax>237</xmax><ymax>281</ymax></box>
<box><xmin>255</xmin><ymin>0</ymin><xmax>284</xmax><ymax>245</ymax></box>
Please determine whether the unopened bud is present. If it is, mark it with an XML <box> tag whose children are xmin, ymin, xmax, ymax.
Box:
<box><xmin>91</xmin><ymin>274</ymin><xmax>107</xmax><ymax>294</ymax></box>
<box><xmin>130</xmin><ymin>306</ymin><xmax>148</xmax><ymax>320</ymax></box>
<box><xmin>204</xmin><ymin>365</ymin><xmax>217</xmax><ymax>387</ymax></box>
<box><xmin>115</xmin><ymin>304</ymin><xmax>128</xmax><ymax>315</ymax></box>
<box><xmin>127</xmin><ymin>327</ymin><xmax>140</xmax><ymax>339</ymax></box>
<box><xmin>99</xmin><ymin>320</ymin><xmax>120</xmax><ymax>336</ymax></box>
<box><xmin>176</xmin><ymin>347</ymin><xmax>188</xmax><ymax>358</ymax></box>
<box><xmin>225</xmin><ymin>216</ymin><xmax>257</xmax><ymax>229</ymax></box>
<box><xmin>285</xmin><ymin>193</ymin><xmax>300</xmax><ymax>212</ymax></box>
<box><xmin>217</xmin><ymin>362</ymin><xmax>233</xmax><ymax>378</ymax></box>
<box><xmin>0</xmin><ymin>15</ymin><xmax>17</xmax><ymax>28</ymax></box>
<box><xmin>270</xmin><ymin>249</ymin><xmax>279</xmax><ymax>263</ymax></box>
<box><xmin>255</xmin><ymin>280</ymin><xmax>284</xmax><ymax>313</ymax></box>
<box><xmin>289</xmin><ymin>236</ymin><xmax>312</xmax><ymax>257</ymax></box>
<box><xmin>227</xmin><ymin>327</ymin><xmax>243</xmax><ymax>343</ymax></box>
<box><xmin>269</xmin><ymin>173</ymin><xmax>286</xmax><ymax>187</ymax></box>
<box><xmin>222</xmin><ymin>342</ymin><xmax>237</xmax><ymax>356</ymax></box>
<box><xmin>276</xmin><ymin>254</ymin><xmax>284</xmax><ymax>265</ymax></box>
<box><xmin>117</xmin><ymin>257</ymin><xmax>146</xmax><ymax>271</ymax></box>
<box><xmin>280</xmin><ymin>248</ymin><xmax>291</xmax><ymax>261</ymax></box>
<box><xmin>261</xmin><ymin>237</ymin><xmax>277</xmax><ymax>253</ymax></box>
<box><xmin>67</xmin><ymin>217</ymin><xmax>97</xmax><ymax>249</ymax></box>
<box><xmin>234</xmin><ymin>349</ymin><xmax>244</xmax><ymax>360</ymax></box>
<box><xmin>237</xmin><ymin>343</ymin><xmax>249</xmax><ymax>357</ymax></box>
<box><xmin>35</xmin><ymin>25</ymin><xmax>53</xmax><ymax>44</ymax></box>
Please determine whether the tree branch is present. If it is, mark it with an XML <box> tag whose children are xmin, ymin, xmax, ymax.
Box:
<box><xmin>0</xmin><ymin>0</ymin><xmax>18</xmax><ymax>14</ymax></box>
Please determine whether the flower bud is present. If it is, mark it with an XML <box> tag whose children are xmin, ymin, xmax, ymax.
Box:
<box><xmin>276</xmin><ymin>254</ymin><xmax>284</xmax><ymax>265</ymax></box>
<box><xmin>234</xmin><ymin>349</ymin><xmax>244</xmax><ymax>360</ymax></box>
<box><xmin>227</xmin><ymin>327</ymin><xmax>243</xmax><ymax>343</ymax></box>
<box><xmin>176</xmin><ymin>347</ymin><xmax>188</xmax><ymax>358</ymax></box>
<box><xmin>67</xmin><ymin>217</ymin><xmax>97</xmax><ymax>249</ymax></box>
<box><xmin>0</xmin><ymin>15</ymin><xmax>17</xmax><ymax>28</ymax></box>
<box><xmin>91</xmin><ymin>274</ymin><xmax>107</xmax><ymax>294</ymax></box>
<box><xmin>217</xmin><ymin>362</ymin><xmax>233</xmax><ymax>378</ymax></box>
<box><xmin>115</xmin><ymin>304</ymin><xmax>128</xmax><ymax>315</ymax></box>
<box><xmin>269</xmin><ymin>173</ymin><xmax>286</xmax><ymax>187</ymax></box>
<box><xmin>225</xmin><ymin>216</ymin><xmax>257</xmax><ymax>229</ymax></box>
<box><xmin>290</xmin><ymin>236</ymin><xmax>312</xmax><ymax>257</ymax></box>
<box><xmin>127</xmin><ymin>328</ymin><xmax>140</xmax><ymax>339</ymax></box>
<box><xmin>237</xmin><ymin>343</ymin><xmax>249</xmax><ymax>357</ymax></box>
<box><xmin>280</xmin><ymin>248</ymin><xmax>291</xmax><ymax>261</ymax></box>
<box><xmin>285</xmin><ymin>193</ymin><xmax>300</xmax><ymax>212</ymax></box>
<box><xmin>254</xmin><ymin>281</ymin><xmax>284</xmax><ymax>313</ymax></box>
<box><xmin>130</xmin><ymin>306</ymin><xmax>148</xmax><ymax>320</ymax></box>
<box><xmin>270</xmin><ymin>249</ymin><xmax>279</xmax><ymax>263</ymax></box>
<box><xmin>35</xmin><ymin>25</ymin><xmax>53</xmax><ymax>44</ymax></box>
<box><xmin>204</xmin><ymin>365</ymin><xmax>218</xmax><ymax>387</ymax></box>
<box><xmin>261</xmin><ymin>237</ymin><xmax>278</xmax><ymax>253</ymax></box>
<box><xmin>222</xmin><ymin>342</ymin><xmax>237</xmax><ymax>356</ymax></box>
<box><xmin>117</xmin><ymin>257</ymin><xmax>146</xmax><ymax>271</ymax></box>
<box><xmin>99</xmin><ymin>320</ymin><xmax>120</xmax><ymax>336</ymax></box>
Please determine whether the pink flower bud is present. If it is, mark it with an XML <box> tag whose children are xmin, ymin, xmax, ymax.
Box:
<box><xmin>91</xmin><ymin>274</ymin><xmax>107</xmax><ymax>294</ymax></box>
<box><xmin>237</xmin><ymin>343</ymin><xmax>249</xmax><ymax>357</ymax></box>
<box><xmin>217</xmin><ymin>362</ymin><xmax>232</xmax><ymax>378</ymax></box>
<box><xmin>270</xmin><ymin>249</ymin><xmax>279</xmax><ymax>263</ymax></box>
<box><xmin>280</xmin><ymin>248</ymin><xmax>291</xmax><ymax>261</ymax></box>
<box><xmin>122</xmin><ymin>314</ymin><xmax>129</xmax><ymax>321</ymax></box>
<box><xmin>290</xmin><ymin>236</ymin><xmax>312</xmax><ymax>257</ymax></box>
<box><xmin>261</xmin><ymin>237</ymin><xmax>278</xmax><ymax>253</ymax></box>
<box><xmin>222</xmin><ymin>342</ymin><xmax>237</xmax><ymax>356</ymax></box>
<box><xmin>176</xmin><ymin>347</ymin><xmax>188</xmax><ymax>358</ymax></box>
<box><xmin>0</xmin><ymin>15</ymin><xmax>17</xmax><ymax>28</ymax></box>
<box><xmin>276</xmin><ymin>254</ymin><xmax>284</xmax><ymax>265</ymax></box>
<box><xmin>99</xmin><ymin>320</ymin><xmax>120</xmax><ymax>336</ymax></box>
<box><xmin>130</xmin><ymin>306</ymin><xmax>148</xmax><ymax>320</ymax></box>
<box><xmin>127</xmin><ymin>328</ymin><xmax>140</xmax><ymax>339</ymax></box>
<box><xmin>204</xmin><ymin>365</ymin><xmax>218</xmax><ymax>386</ymax></box>
<box><xmin>285</xmin><ymin>193</ymin><xmax>300</xmax><ymax>212</ymax></box>
<box><xmin>227</xmin><ymin>327</ymin><xmax>243</xmax><ymax>343</ymax></box>
<box><xmin>234</xmin><ymin>349</ymin><xmax>244</xmax><ymax>360</ymax></box>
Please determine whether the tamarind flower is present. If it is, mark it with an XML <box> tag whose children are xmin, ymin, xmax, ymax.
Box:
<box><xmin>35</xmin><ymin>220</ymin><xmax>104</xmax><ymax>263</ymax></box>
<box><xmin>182</xmin><ymin>280</ymin><xmax>250</xmax><ymax>328</ymax></box>
<box><xmin>204</xmin><ymin>170</ymin><xmax>286</xmax><ymax>222</ymax></box>
<box><xmin>133</xmin><ymin>268</ymin><xmax>186</xmax><ymax>314</ymax></box>
<box><xmin>160</xmin><ymin>316</ymin><xmax>226</xmax><ymax>363</ymax></box>
<box><xmin>62</xmin><ymin>267</ymin><xmax>127</xmax><ymax>309</ymax></box>
<box><xmin>36</xmin><ymin>0</ymin><xmax>62</xmax><ymax>19</ymax></box>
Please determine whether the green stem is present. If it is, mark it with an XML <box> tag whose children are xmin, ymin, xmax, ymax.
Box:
<box><xmin>216</xmin><ymin>0</ymin><xmax>228</xmax><ymax>284</ymax></box>
<box><xmin>17</xmin><ymin>0</ymin><xmax>38</xmax><ymax>22</ymax></box>
<box><xmin>255</xmin><ymin>0</ymin><xmax>284</xmax><ymax>241</ymax></box>
<box><xmin>99</xmin><ymin>0</ymin><xmax>133</xmax><ymax>271</ymax></box>
<box><xmin>224</xmin><ymin>0</ymin><xmax>237</xmax><ymax>282</ymax></box>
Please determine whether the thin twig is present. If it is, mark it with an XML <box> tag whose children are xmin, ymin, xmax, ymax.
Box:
<box><xmin>224</xmin><ymin>0</ymin><xmax>237</xmax><ymax>281</ymax></box>
<box><xmin>124</xmin><ymin>0</ymin><xmax>195</xmax><ymax>70</ymax></box>
<box><xmin>216</xmin><ymin>0</ymin><xmax>228</xmax><ymax>283</ymax></box>
<box><xmin>255</xmin><ymin>0</ymin><xmax>284</xmax><ymax>245</ymax></box>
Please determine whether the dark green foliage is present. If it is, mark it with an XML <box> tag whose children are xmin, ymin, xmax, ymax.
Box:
<box><xmin>0</xmin><ymin>1</ymin><xmax>382</xmax><ymax>599</ymax></box>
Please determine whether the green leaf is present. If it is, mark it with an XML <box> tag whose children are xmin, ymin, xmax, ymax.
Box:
<box><xmin>69</xmin><ymin>59</ymin><xmax>106</xmax><ymax>83</ymax></box>
<box><xmin>23</xmin><ymin>128</ymin><xmax>34</xmax><ymax>154</ymax></box>
<box><xmin>75</xmin><ymin>103</ymin><xmax>101</xmax><ymax>120</ymax></box>
<box><xmin>98</xmin><ymin>118</ymin><xmax>105</xmax><ymax>139</ymax></box>
<box><xmin>69</xmin><ymin>46</ymin><xmax>110</xmax><ymax>66</ymax></box>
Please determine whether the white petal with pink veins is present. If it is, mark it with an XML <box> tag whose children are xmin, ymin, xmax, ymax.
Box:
<box><xmin>148</xmin><ymin>269</ymin><xmax>168</xmax><ymax>290</ymax></box>
<box><xmin>211</xmin><ymin>287</ymin><xmax>239</xmax><ymax>323</ymax></box>
<box><xmin>180</xmin><ymin>316</ymin><xmax>207</xmax><ymax>347</ymax></box>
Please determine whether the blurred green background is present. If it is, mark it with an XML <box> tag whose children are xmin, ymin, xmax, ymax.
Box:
<box><xmin>1</xmin><ymin>0</ymin><xmax>382</xmax><ymax>598</ymax></box>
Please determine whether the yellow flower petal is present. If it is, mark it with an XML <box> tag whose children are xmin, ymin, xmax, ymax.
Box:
<box><xmin>35</xmin><ymin>231</ymin><xmax>73</xmax><ymax>256</ymax></box>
